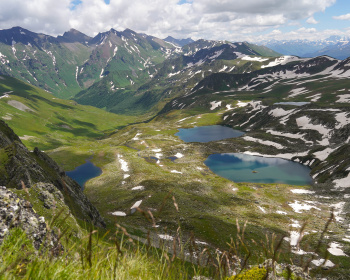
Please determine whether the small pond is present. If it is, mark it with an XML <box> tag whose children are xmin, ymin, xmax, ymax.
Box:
<box><xmin>66</xmin><ymin>160</ymin><xmax>102</xmax><ymax>189</ymax></box>
<box><xmin>274</xmin><ymin>102</ymin><xmax>310</xmax><ymax>106</ymax></box>
<box><xmin>175</xmin><ymin>125</ymin><xmax>244</xmax><ymax>142</ymax></box>
<box><xmin>204</xmin><ymin>153</ymin><xmax>312</xmax><ymax>185</ymax></box>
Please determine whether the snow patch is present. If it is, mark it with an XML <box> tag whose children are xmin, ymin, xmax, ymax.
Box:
<box><xmin>130</xmin><ymin>200</ymin><xmax>142</xmax><ymax>209</ymax></box>
<box><xmin>296</xmin><ymin>116</ymin><xmax>331</xmax><ymax>146</ymax></box>
<box><xmin>117</xmin><ymin>155</ymin><xmax>129</xmax><ymax>172</ymax></box>
<box><xmin>236</xmin><ymin>100</ymin><xmax>248</xmax><ymax>107</ymax></box>
<box><xmin>332</xmin><ymin>173</ymin><xmax>350</xmax><ymax>189</ymax></box>
<box><xmin>177</xmin><ymin>117</ymin><xmax>190</xmax><ymax>123</ymax></box>
<box><xmin>290</xmin><ymin>189</ymin><xmax>315</xmax><ymax>194</ymax></box>
<box><xmin>336</xmin><ymin>94</ymin><xmax>350</xmax><ymax>103</ymax></box>
<box><xmin>288</xmin><ymin>87</ymin><xmax>308</xmax><ymax>98</ymax></box>
<box><xmin>241</xmin><ymin>56</ymin><xmax>268</xmax><ymax>62</ymax></box>
<box><xmin>328</xmin><ymin>242</ymin><xmax>348</xmax><ymax>256</ymax></box>
<box><xmin>131</xmin><ymin>186</ymin><xmax>145</xmax><ymax>191</ymax></box>
<box><xmin>243</xmin><ymin>151</ymin><xmax>308</xmax><ymax>160</ymax></box>
<box><xmin>261</xmin><ymin>56</ymin><xmax>303</xmax><ymax>68</ymax></box>
<box><xmin>208</xmin><ymin>49</ymin><xmax>224</xmax><ymax>60</ymax></box>
<box><xmin>243</xmin><ymin>136</ymin><xmax>284</xmax><ymax>150</ymax></box>
<box><xmin>158</xmin><ymin>234</ymin><xmax>173</xmax><ymax>241</ymax></box>
<box><xmin>313</xmin><ymin>148</ymin><xmax>335</xmax><ymax>161</ymax></box>
<box><xmin>219</xmin><ymin>65</ymin><xmax>228</xmax><ymax>72</ymax></box>
<box><xmin>306</xmin><ymin>93</ymin><xmax>322</xmax><ymax>102</ymax></box>
<box><xmin>311</xmin><ymin>259</ymin><xmax>335</xmax><ymax>268</ymax></box>
<box><xmin>175</xmin><ymin>152</ymin><xmax>184</xmax><ymax>158</ymax></box>
<box><xmin>269</xmin><ymin>108</ymin><xmax>294</xmax><ymax>118</ymax></box>
<box><xmin>111</xmin><ymin>211</ymin><xmax>126</xmax><ymax>216</ymax></box>
<box><xmin>267</xmin><ymin>130</ymin><xmax>312</xmax><ymax>144</ymax></box>
<box><xmin>210</xmin><ymin>101</ymin><xmax>222</xmax><ymax>110</ymax></box>
<box><xmin>132</xmin><ymin>133</ymin><xmax>142</xmax><ymax>140</ymax></box>
<box><xmin>99</xmin><ymin>68</ymin><xmax>104</xmax><ymax>78</ymax></box>
<box><xmin>168</xmin><ymin>71</ymin><xmax>181</xmax><ymax>78</ymax></box>
<box><xmin>335</xmin><ymin>112</ymin><xmax>350</xmax><ymax>129</ymax></box>
<box><xmin>288</xmin><ymin>200</ymin><xmax>320</xmax><ymax>213</ymax></box>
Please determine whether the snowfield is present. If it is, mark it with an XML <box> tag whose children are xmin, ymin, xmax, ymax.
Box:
<box><xmin>296</xmin><ymin>116</ymin><xmax>331</xmax><ymax>145</ymax></box>
<box><xmin>243</xmin><ymin>136</ymin><xmax>285</xmax><ymax>150</ymax></box>
<box><xmin>210</xmin><ymin>101</ymin><xmax>222</xmax><ymax>110</ymax></box>
<box><xmin>261</xmin><ymin>56</ymin><xmax>303</xmax><ymax>68</ymax></box>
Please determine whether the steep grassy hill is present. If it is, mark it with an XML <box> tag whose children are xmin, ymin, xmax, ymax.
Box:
<box><xmin>74</xmin><ymin>41</ymin><xmax>280</xmax><ymax>115</ymax></box>
<box><xmin>0</xmin><ymin>75</ymin><xmax>139</xmax><ymax>152</ymax></box>
<box><xmin>0</xmin><ymin>27</ymin><xmax>177</xmax><ymax>99</ymax></box>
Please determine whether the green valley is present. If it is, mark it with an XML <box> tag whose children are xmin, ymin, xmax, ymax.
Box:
<box><xmin>1</xmin><ymin>26</ymin><xmax>350</xmax><ymax>279</ymax></box>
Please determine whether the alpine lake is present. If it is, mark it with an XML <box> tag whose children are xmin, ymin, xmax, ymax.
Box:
<box><xmin>176</xmin><ymin>125</ymin><xmax>312</xmax><ymax>185</ymax></box>
<box><xmin>67</xmin><ymin>125</ymin><xmax>312</xmax><ymax>188</ymax></box>
<box><xmin>66</xmin><ymin>160</ymin><xmax>102</xmax><ymax>189</ymax></box>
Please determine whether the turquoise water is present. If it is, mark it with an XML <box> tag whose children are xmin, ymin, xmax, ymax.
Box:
<box><xmin>204</xmin><ymin>153</ymin><xmax>312</xmax><ymax>185</ymax></box>
<box><xmin>66</xmin><ymin>160</ymin><xmax>102</xmax><ymax>189</ymax></box>
<box><xmin>175</xmin><ymin>125</ymin><xmax>244</xmax><ymax>142</ymax></box>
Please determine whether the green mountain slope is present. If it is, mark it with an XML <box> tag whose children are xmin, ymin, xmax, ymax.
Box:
<box><xmin>0</xmin><ymin>75</ymin><xmax>139</xmax><ymax>151</ymax></box>
<box><xmin>0</xmin><ymin>27</ymin><xmax>177</xmax><ymax>100</ymax></box>
<box><xmin>245</xmin><ymin>42</ymin><xmax>281</xmax><ymax>57</ymax></box>
<box><xmin>74</xmin><ymin>41</ymin><xmax>280</xmax><ymax>115</ymax></box>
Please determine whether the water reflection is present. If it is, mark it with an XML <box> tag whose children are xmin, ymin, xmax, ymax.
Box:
<box><xmin>205</xmin><ymin>153</ymin><xmax>312</xmax><ymax>185</ymax></box>
<box><xmin>175</xmin><ymin>125</ymin><xmax>244</xmax><ymax>142</ymax></box>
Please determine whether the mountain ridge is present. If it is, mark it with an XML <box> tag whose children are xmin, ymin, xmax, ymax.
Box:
<box><xmin>163</xmin><ymin>36</ymin><xmax>194</xmax><ymax>47</ymax></box>
<box><xmin>0</xmin><ymin>26</ymin><xmax>177</xmax><ymax>99</ymax></box>
<box><xmin>255</xmin><ymin>36</ymin><xmax>350</xmax><ymax>59</ymax></box>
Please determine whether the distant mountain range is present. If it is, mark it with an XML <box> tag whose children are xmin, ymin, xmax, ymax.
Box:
<box><xmin>0</xmin><ymin>26</ymin><xmax>178</xmax><ymax>99</ymax></box>
<box><xmin>0</xmin><ymin>26</ymin><xmax>280</xmax><ymax>114</ymax></box>
<box><xmin>163</xmin><ymin>36</ymin><xmax>194</xmax><ymax>47</ymax></box>
<box><xmin>2</xmin><ymin>26</ymin><xmax>350</xmax><ymax>119</ymax></box>
<box><xmin>255</xmin><ymin>36</ymin><xmax>350</xmax><ymax>59</ymax></box>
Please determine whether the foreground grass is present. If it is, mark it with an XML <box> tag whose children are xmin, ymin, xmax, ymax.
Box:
<box><xmin>1</xmin><ymin>213</ymin><xmax>339</xmax><ymax>280</ymax></box>
<box><xmin>0</xmin><ymin>227</ymin><xmax>198</xmax><ymax>280</ymax></box>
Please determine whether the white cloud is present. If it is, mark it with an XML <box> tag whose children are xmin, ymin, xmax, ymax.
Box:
<box><xmin>271</xmin><ymin>29</ymin><xmax>282</xmax><ymax>35</ymax></box>
<box><xmin>254</xmin><ymin>27</ymin><xmax>348</xmax><ymax>42</ymax></box>
<box><xmin>296</xmin><ymin>27</ymin><xmax>317</xmax><ymax>33</ymax></box>
<box><xmin>0</xmin><ymin>0</ymin><xmax>338</xmax><ymax>41</ymax></box>
<box><xmin>333</xmin><ymin>13</ymin><xmax>350</xmax><ymax>20</ymax></box>
<box><xmin>0</xmin><ymin>0</ymin><xmax>72</xmax><ymax>35</ymax></box>
<box><xmin>306</xmin><ymin>16</ymin><xmax>319</xmax><ymax>24</ymax></box>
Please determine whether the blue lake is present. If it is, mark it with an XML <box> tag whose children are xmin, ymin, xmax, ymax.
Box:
<box><xmin>66</xmin><ymin>160</ymin><xmax>102</xmax><ymax>189</ymax></box>
<box><xmin>204</xmin><ymin>153</ymin><xmax>312</xmax><ymax>185</ymax></box>
<box><xmin>175</xmin><ymin>125</ymin><xmax>244</xmax><ymax>142</ymax></box>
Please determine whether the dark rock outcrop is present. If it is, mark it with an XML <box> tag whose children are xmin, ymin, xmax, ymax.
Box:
<box><xmin>0</xmin><ymin>186</ymin><xmax>59</xmax><ymax>250</ymax></box>
<box><xmin>0</xmin><ymin>120</ymin><xmax>105</xmax><ymax>228</ymax></box>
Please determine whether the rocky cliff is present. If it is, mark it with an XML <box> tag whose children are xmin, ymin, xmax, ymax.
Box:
<box><xmin>0</xmin><ymin>120</ymin><xmax>105</xmax><ymax>228</ymax></box>
<box><xmin>0</xmin><ymin>186</ymin><xmax>60</xmax><ymax>251</ymax></box>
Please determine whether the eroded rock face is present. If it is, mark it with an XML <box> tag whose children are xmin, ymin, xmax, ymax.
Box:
<box><xmin>0</xmin><ymin>186</ymin><xmax>58</xmax><ymax>250</ymax></box>
<box><xmin>0</xmin><ymin>120</ymin><xmax>105</xmax><ymax>228</ymax></box>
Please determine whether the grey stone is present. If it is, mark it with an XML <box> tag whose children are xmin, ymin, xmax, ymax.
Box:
<box><xmin>0</xmin><ymin>187</ymin><xmax>59</xmax><ymax>251</ymax></box>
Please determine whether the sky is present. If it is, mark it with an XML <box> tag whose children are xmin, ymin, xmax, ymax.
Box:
<box><xmin>0</xmin><ymin>0</ymin><xmax>349</xmax><ymax>42</ymax></box>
